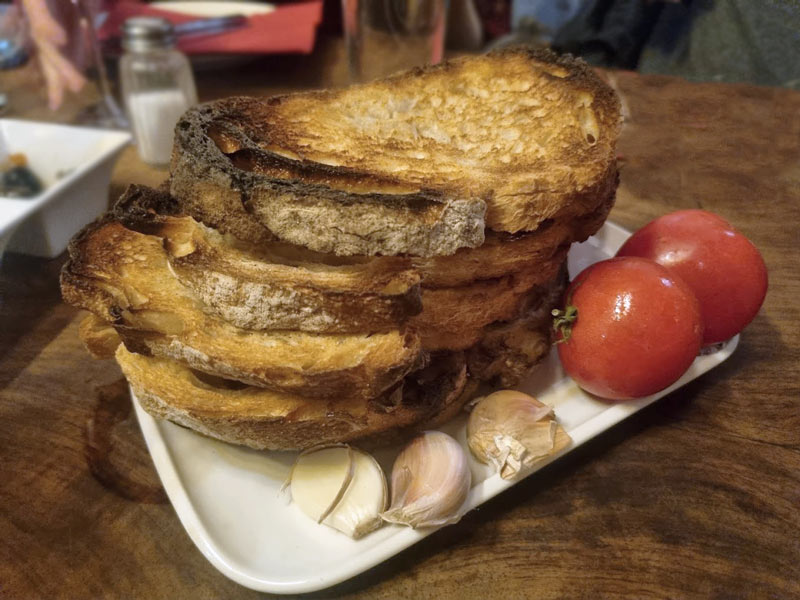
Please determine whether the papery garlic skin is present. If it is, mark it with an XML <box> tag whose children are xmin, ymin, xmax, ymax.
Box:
<box><xmin>381</xmin><ymin>431</ymin><xmax>471</xmax><ymax>528</ymax></box>
<box><xmin>467</xmin><ymin>390</ymin><xmax>560</xmax><ymax>480</ymax></box>
<box><xmin>290</xmin><ymin>445</ymin><xmax>388</xmax><ymax>539</ymax></box>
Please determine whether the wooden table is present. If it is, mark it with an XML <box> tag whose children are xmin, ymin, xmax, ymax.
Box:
<box><xmin>2</xmin><ymin>43</ymin><xmax>799</xmax><ymax>599</ymax></box>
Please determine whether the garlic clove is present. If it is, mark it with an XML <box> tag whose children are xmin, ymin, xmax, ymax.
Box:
<box><xmin>289</xmin><ymin>445</ymin><xmax>388</xmax><ymax>539</ymax></box>
<box><xmin>467</xmin><ymin>390</ymin><xmax>571</xmax><ymax>480</ymax></box>
<box><xmin>381</xmin><ymin>431</ymin><xmax>471</xmax><ymax>529</ymax></box>
<box><xmin>289</xmin><ymin>445</ymin><xmax>353</xmax><ymax>524</ymax></box>
<box><xmin>333</xmin><ymin>449</ymin><xmax>389</xmax><ymax>538</ymax></box>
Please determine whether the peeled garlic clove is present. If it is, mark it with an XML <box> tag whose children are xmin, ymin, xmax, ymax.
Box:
<box><xmin>467</xmin><ymin>390</ymin><xmax>569</xmax><ymax>480</ymax></box>
<box><xmin>381</xmin><ymin>431</ymin><xmax>471</xmax><ymax>528</ymax></box>
<box><xmin>289</xmin><ymin>445</ymin><xmax>388</xmax><ymax>539</ymax></box>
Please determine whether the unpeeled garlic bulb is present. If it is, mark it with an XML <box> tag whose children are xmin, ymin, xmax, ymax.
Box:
<box><xmin>467</xmin><ymin>390</ymin><xmax>568</xmax><ymax>480</ymax></box>
<box><xmin>289</xmin><ymin>444</ymin><xmax>388</xmax><ymax>539</ymax></box>
<box><xmin>381</xmin><ymin>431</ymin><xmax>471</xmax><ymax>528</ymax></box>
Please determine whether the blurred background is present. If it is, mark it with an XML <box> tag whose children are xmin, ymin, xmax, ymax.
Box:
<box><xmin>3</xmin><ymin>0</ymin><xmax>799</xmax><ymax>124</ymax></box>
<box><xmin>0</xmin><ymin>0</ymin><xmax>798</xmax><ymax>257</ymax></box>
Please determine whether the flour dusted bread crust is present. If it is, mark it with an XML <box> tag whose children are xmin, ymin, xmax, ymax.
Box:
<box><xmin>61</xmin><ymin>217</ymin><xmax>423</xmax><ymax>400</ymax></box>
<box><xmin>115</xmin><ymin>185</ymin><xmax>424</xmax><ymax>333</ymax></box>
<box><xmin>171</xmin><ymin>104</ymin><xmax>485</xmax><ymax>257</ymax></box>
<box><xmin>170</xmin><ymin>48</ymin><xmax>620</xmax><ymax>256</ymax></box>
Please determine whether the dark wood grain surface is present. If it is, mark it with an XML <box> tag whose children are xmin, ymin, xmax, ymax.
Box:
<box><xmin>1</xmin><ymin>42</ymin><xmax>799</xmax><ymax>599</ymax></box>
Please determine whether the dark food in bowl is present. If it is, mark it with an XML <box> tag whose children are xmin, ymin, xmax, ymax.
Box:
<box><xmin>1</xmin><ymin>165</ymin><xmax>43</xmax><ymax>197</ymax></box>
<box><xmin>0</xmin><ymin>153</ymin><xmax>43</xmax><ymax>198</ymax></box>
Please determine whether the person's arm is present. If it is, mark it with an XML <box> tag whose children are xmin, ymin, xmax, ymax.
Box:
<box><xmin>19</xmin><ymin>0</ymin><xmax>86</xmax><ymax>110</ymax></box>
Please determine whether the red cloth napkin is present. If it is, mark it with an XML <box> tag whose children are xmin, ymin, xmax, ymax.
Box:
<box><xmin>99</xmin><ymin>1</ymin><xmax>323</xmax><ymax>54</ymax></box>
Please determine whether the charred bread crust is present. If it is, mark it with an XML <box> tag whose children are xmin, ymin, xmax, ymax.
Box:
<box><xmin>169</xmin><ymin>47</ymin><xmax>620</xmax><ymax>255</ymax></box>
<box><xmin>120</xmin><ymin>346</ymin><xmax>468</xmax><ymax>451</ymax></box>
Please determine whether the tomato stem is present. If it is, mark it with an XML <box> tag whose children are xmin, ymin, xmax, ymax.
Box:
<box><xmin>552</xmin><ymin>305</ymin><xmax>578</xmax><ymax>344</ymax></box>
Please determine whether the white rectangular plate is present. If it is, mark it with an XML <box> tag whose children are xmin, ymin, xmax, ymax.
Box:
<box><xmin>132</xmin><ymin>221</ymin><xmax>738</xmax><ymax>594</ymax></box>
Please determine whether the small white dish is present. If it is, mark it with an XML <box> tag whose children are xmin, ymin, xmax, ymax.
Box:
<box><xmin>132</xmin><ymin>221</ymin><xmax>738</xmax><ymax>594</ymax></box>
<box><xmin>0</xmin><ymin>119</ymin><xmax>130</xmax><ymax>259</ymax></box>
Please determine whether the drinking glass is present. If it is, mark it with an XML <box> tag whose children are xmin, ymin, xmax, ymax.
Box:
<box><xmin>342</xmin><ymin>0</ymin><xmax>448</xmax><ymax>82</ymax></box>
<box><xmin>32</xmin><ymin>0</ymin><xmax>126</xmax><ymax>127</ymax></box>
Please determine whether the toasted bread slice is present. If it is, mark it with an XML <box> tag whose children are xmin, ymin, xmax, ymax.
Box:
<box><xmin>61</xmin><ymin>217</ymin><xmax>423</xmax><ymax>400</ymax></box>
<box><xmin>466</xmin><ymin>315</ymin><xmax>551</xmax><ymax>388</ymax></box>
<box><xmin>114</xmin><ymin>186</ymin><xmax>609</xmax><ymax>338</ymax></box>
<box><xmin>465</xmin><ymin>286</ymin><xmax>562</xmax><ymax>387</ymax></box>
<box><xmin>125</xmin><ymin>183</ymin><xmax>611</xmax><ymax>287</ymax></box>
<box><xmin>413</xmin><ymin>257</ymin><xmax>566</xmax><ymax>351</ymax></box>
<box><xmin>417</xmin><ymin>261</ymin><xmax>567</xmax><ymax>352</ymax></box>
<box><xmin>78</xmin><ymin>313</ymin><xmax>122</xmax><ymax>359</ymax></box>
<box><xmin>172</xmin><ymin>107</ymin><xmax>485</xmax><ymax>257</ymax></box>
<box><xmin>170</xmin><ymin>48</ymin><xmax>620</xmax><ymax>256</ymax></box>
<box><xmin>416</xmin><ymin>188</ymin><xmax>614</xmax><ymax>287</ymax></box>
<box><xmin>115</xmin><ymin>185</ymin><xmax>423</xmax><ymax>333</ymax></box>
<box><xmin>118</xmin><ymin>345</ymin><xmax>468</xmax><ymax>451</ymax></box>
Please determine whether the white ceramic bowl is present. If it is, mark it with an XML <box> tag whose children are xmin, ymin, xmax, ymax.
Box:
<box><xmin>0</xmin><ymin>119</ymin><xmax>131</xmax><ymax>258</ymax></box>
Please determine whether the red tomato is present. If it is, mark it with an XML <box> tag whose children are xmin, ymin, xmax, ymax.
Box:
<box><xmin>555</xmin><ymin>257</ymin><xmax>703</xmax><ymax>401</ymax></box>
<box><xmin>616</xmin><ymin>210</ymin><xmax>767</xmax><ymax>345</ymax></box>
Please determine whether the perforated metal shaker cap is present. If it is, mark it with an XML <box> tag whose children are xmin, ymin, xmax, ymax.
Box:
<box><xmin>122</xmin><ymin>16</ymin><xmax>176</xmax><ymax>51</ymax></box>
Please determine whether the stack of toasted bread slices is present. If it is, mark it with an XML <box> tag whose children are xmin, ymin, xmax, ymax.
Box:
<box><xmin>61</xmin><ymin>48</ymin><xmax>620</xmax><ymax>451</ymax></box>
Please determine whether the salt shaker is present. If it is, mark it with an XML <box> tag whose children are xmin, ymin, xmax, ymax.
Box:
<box><xmin>119</xmin><ymin>17</ymin><xmax>198</xmax><ymax>166</ymax></box>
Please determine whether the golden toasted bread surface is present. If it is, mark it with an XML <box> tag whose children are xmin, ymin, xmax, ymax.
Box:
<box><xmin>116</xmin><ymin>185</ymin><xmax>423</xmax><ymax>333</ymax></box>
<box><xmin>119</xmin><ymin>346</ymin><xmax>468</xmax><ymax>451</ymax></box>
<box><xmin>61</xmin><ymin>217</ymin><xmax>423</xmax><ymax>400</ymax></box>
<box><xmin>170</xmin><ymin>48</ymin><xmax>620</xmax><ymax>256</ymax></box>
<box><xmin>112</xmin><ymin>186</ymin><xmax>610</xmax><ymax>342</ymax></box>
<box><xmin>78</xmin><ymin>314</ymin><xmax>121</xmax><ymax>359</ymax></box>
<box><xmin>415</xmin><ymin>186</ymin><xmax>614</xmax><ymax>286</ymax></box>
